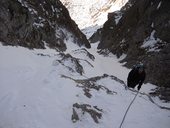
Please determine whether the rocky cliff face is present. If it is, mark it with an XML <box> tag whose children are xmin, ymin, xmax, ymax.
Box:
<box><xmin>60</xmin><ymin>0</ymin><xmax>128</xmax><ymax>29</ymax></box>
<box><xmin>92</xmin><ymin>0</ymin><xmax>170</xmax><ymax>100</ymax></box>
<box><xmin>0</xmin><ymin>0</ymin><xmax>90</xmax><ymax>51</ymax></box>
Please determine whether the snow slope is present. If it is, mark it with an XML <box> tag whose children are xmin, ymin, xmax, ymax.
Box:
<box><xmin>0</xmin><ymin>40</ymin><xmax>170</xmax><ymax>128</ymax></box>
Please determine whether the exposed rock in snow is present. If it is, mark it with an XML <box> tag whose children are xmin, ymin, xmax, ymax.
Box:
<box><xmin>62</xmin><ymin>74</ymin><xmax>117</xmax><ymax>98</ymax></box>
<box><xmin>71</xmin><ymin>48</ymin><xmax>95</xmax><ymax>61</ymax></box>
<box><xmin>72</xmin><ymin>103</ymin><xmax>102</xmax><ymax>123</ymax></box>
<box><xmin>54</xmin><ymin>53</ymin><xmax>85</xmax><ymax>75</ymax></box>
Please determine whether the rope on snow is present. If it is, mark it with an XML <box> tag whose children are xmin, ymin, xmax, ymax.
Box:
<box><xmin>119</xmin><ymin>90</ymin><xmax>139</xmax><ymax>128</ymax></box>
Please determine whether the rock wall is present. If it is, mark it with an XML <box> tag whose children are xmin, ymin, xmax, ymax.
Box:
<box><xmin>0</xmin><ymin>0</ymin><xmax>90</xmax><ymax>50</ymax></box>
<box><xmin>94</xmin><ymin>0</ymin><xmax>170</xmax><ymax>100</ymax></box>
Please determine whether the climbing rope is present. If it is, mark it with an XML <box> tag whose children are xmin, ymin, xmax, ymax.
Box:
<box><xmin>119</xmin><ymin>90</ymin><xmax>139</xmax><ymax>128</ymax></box>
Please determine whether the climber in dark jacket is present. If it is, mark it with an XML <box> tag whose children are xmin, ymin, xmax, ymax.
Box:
<box><xmin>127</xmin><ymin>64</ymin><xmax>146</xmax><ymax>91</ymax></box>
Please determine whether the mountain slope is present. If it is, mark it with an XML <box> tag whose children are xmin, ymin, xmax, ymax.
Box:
<box><xmin>0</xmin><ymin>41</ymin><xmax>170</xmax><ymax>128</ymax></box>
<box><xmin>60</xmin><ymin>0</ymin><xmax>128</xmax><ymax>39</ymax></box>
<box><xmin>0</xmin><ymin>0</ymin><xmax>90</xmax><ymax>50</ymax></box>
<box><xmin>91</xmin><ymin>0</ymin><xmax>170</xmax><ymax>100</ymax></box>
<box><xmin>0</xmin><ymin>0</ymin><xmax>170</xmax><ymax>127</ymax></box>
<box><xmin>60</xmin><ymin>0</ymin><xmax>128</xmax><ymax>29</ymax></box>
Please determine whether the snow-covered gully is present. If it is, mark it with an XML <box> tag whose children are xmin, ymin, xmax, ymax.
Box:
<box><xmin>0</xmin><ymin>42</ymin><xmax>170</xmax><ymax>128</ymax></box>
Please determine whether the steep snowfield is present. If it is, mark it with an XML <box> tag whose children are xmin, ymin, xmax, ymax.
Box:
<box><xmin>0</xmin><ymin>40</ymin><xmax>170</xmax><ymax>128</ymax></box>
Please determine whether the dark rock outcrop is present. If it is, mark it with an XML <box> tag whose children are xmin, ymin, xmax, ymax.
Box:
<box><xmin>72</xmin><ymin>103</ymin><xmax>102</xmax><ymax>123</ymax></box>
<box><xmin>89</xmin><ymin>28</ymin><xmax>102</xmax><ymax>43</ymax></box>
<box><xmin>0</xmin><ymin>0</ymin><xmax>90</xmax><ymax>50</ymax></box>
<box><xmin>71</xmin><ymin>108</ymin><xmax>79</xmax><ymax>123</ymax></box>
<box><xmin>93</xmin><ymin>0</ymin><xmax>170</xmax><ymax>100</ymax></box>
<box><xmin>62</xmin><ymin>74</ymin><xmax>119</xmax><ymax>98</ymax></box>
<box><xmin>71</xmin><ymin>48</ymin><xmax>95</xmax><ymax>61</ymax></box>
<box><xmin>54</xmin><ymin>53</ymin><xmax>85</xmax><ymax>75</ymax></box>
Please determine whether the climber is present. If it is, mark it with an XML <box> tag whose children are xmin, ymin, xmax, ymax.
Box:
<box><xmin>127</xmin><ymin>63</ymin><xmax>146</xmax><ymax>91</ymax></box>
